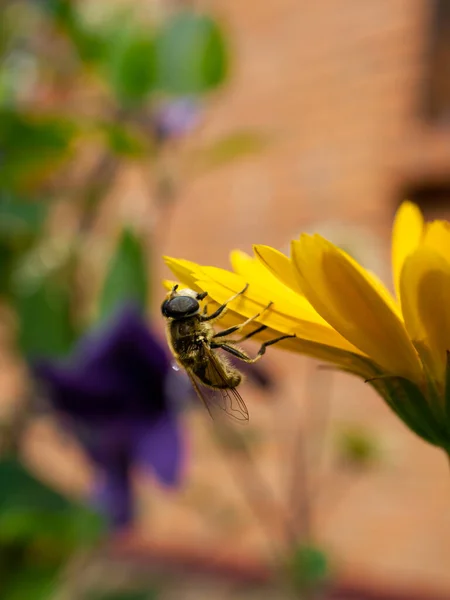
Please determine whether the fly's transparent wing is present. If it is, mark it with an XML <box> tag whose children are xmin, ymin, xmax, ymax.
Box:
<box><xmin>187</xmin><ymin>346</ymin><xmax>249</xmax><ymax>422</ymax></box>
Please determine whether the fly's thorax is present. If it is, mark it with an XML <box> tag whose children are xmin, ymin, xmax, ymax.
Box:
<box><xmin>168</xmin><ymin>316</ymin><xmax>211</xmax><ymax>366</ymax></box>
<box><xmin>169</xmin><ymin>315</ymin><xmax>213</xmax><ymax>342</ymax></box>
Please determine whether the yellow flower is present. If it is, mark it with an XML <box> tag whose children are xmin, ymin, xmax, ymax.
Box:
<box><xmin>163</xmin><ymin>202</ymin><xmax>450</xmax><ymax>451</ymax></box>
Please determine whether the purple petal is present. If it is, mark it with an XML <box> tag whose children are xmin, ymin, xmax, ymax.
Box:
<box><xmin>133</xmin><ymin>414</ymin><xmax>183</xmax><ymax>486</ymax></box>
<box><xmin>76</xmin><ymin>304</ymin><xmax>169</xmax><ymax>376</ymax></box>
<box><xmin>33</xmin><ymin>305</ymin><xmax>171</xmax><ymax>418</ymax></box>
<box><xmin>91</xmin><ymin>461</ymin><xmax>133</xmax><ymax>529</ymax></box>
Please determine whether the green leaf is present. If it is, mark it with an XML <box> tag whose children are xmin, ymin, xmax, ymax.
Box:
<box><xmin>370</xmin><ymin>375</ymin><xmax>446</xmax><ymax>447</ymax></box>
<box><xmin>106</xmin><ymin>25</ymin><xmax>156</xmax><ymax>104</ymax></box>
<box><xmin>100</xmin><ymin>122</ymin><xmax>151</xmax><ymax>157</ymax></box>
<box><xmin>38</xmin><ymin>0</ymin><xmax>105</xmax><ymax>63</ymax></box>
<box><xmin>0</xmin><ymin>195</ymin><xmax>47</xmax><ymax>241</ymax></box>
<box><xmin>88</xmin><ymin>591</ymin><xmax>158</xmax><ymax>600</ymax></box>
<box><xmin>193</xmin><ymin>130</ymin><xmax>270</xmax><ymax>170</ymax></box>
<box><xmin>14</xmin><ymin>275</ymin><xmax>75</xmax><ymax>359</ymax></box>
<box><xmin>98</xmin><ymin>228</ymin><xmax>148</xmax><ymax>321</ymax></box>
<box><xmin>0</xmin><ymin>109</ymin><xmax>76</xmax><ymax>193</ymax></box>
<box><xmin>0</xmin><ymin>195</ymin><xmax>48</xmax><ymax>296</ymax></box>
<box><xmin>0</xmin><ymin>564</ymin><xmax>61</xmax><ymax>600</ymax></box>
<box><xmin>287</xmin><ymin>544</ymin><xmax>330</xmax><ymax>592</ymax></box>
<box><xmin>154</xmin><ymin>11</ymin><xmax>228</xmax><ymax>94</ymax></box>
<box><xmin>0</xmin><ymin>459</ymin><xmax>106</xmax><ymax>548</ymax></box>
<box><xmin>12</xmin><ymin>241</ymin><xmax>78</xmax><ymax>359</ymax></box>
<box><xmin>335</xmin><ymin>426</ymin><xmax>379</xmax><ymax>468</ymax></box>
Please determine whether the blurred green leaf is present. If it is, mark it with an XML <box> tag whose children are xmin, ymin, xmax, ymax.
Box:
<box><xmin>98</xmin><ymin>228</ymin><xmax>148</xmax><ymax>321</ymax></box>
<box><xmin>0</xmin><ymin>563</ymin><xmax>60</xmax><ymax>600</ymax></box>
<box><xmin>88</xmin><ymin>591</ymin><xmax>158</xmax><ymax>600</ymax></box>
<box><xmin>194</xmin><ymin>131</ymin><xmax>270</xmax><ymax>170</ymax></box>
<box><xmin>0</xmin><ymin>195</ymin><xmax>47</xmax><ymax>241</ymax></box>
<box><xmin>38</xmin><ymin>0</ymin><xmax>105</xmax><ymax>63</ymax></box>
<box><xmin>287</xmin><ymin>544</ymin><xmax>330</xmax><ymax>593</ymax></box>
<box><xmin>336</xmin><ymin>426</ymin><xmax>379</xmax><ymax>468</ymax></box>
<box><xmin>15</xmin><ymin>275</ymin><xmax>75</xmax><ymax>359</ymax></box>
<box><xmin>100</xmin><ymin>122</ymin><xmax>151</xmax><ymax>158</ymax></box>
<box><xmin>0</xmin><ymin>109</ymin><xmax>76</xmax><ymax>193</ymax></box>
<box><xmin>0</xmin><ymin>195</ymin><xmax>48</xmax><ymax>296</ymax></box>
<box><xmin>12</xmin><ymin>240</ymin><xmax>78</xmax><ymax>359</ymax></box>
<box><xmin>154</xmin><ymin>11</ymin><xmax>228</xmax><ymax>94</ymax></box>
<box><xmin>0</xmin><ymin>459</ymin><xmax>106</xmax><ymax>547</ymax></box>
<box><xmin>37</xmin><ymin>0</ymin><xmax>75</xmax><ymax>24</ymax></box>
<box><xmin>106</xmin><ymin>25</ymin><xmax>156</xmax><ymax>104</ymax></box>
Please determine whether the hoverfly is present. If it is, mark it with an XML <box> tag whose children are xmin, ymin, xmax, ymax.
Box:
<box><xmin>161</xmin><ymin>284</ymin><xmax>295</xmax><ymax>421</ymax></box>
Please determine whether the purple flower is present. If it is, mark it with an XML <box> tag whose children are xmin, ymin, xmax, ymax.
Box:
<box><xmin>153</xmin><ymin>97</ymin><xmax>201</xmax><ymax>141</ymax></box>
<box><xmin>34</xmin><ymin>305</ymin><xmax>185</xmax><ymax>528</ymax></box>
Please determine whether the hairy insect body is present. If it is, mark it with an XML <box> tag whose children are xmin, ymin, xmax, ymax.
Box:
<box><xmin>161</xmin><ymin>284</ymin><xmax>295</xmax><ymax>420</ymax></box>
<box><xmin>168</xmin><ymin>317</ymin><xmax>242</xmax><ymax>389</ymax></box>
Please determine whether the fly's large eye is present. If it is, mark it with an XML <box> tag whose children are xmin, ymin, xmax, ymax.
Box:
<box><xmin>161</xmin><ymin>299</ymin><xmax>170</xmax><ymax>316</ymax></box>
<box><xmin>162</xmin><ymin>295</ymin><xmax>200</xmax><ymax>318</ymax></box>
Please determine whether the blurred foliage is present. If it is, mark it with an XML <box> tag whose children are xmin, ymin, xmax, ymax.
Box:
<box><xmin>154</xmin><ymin>11</ymin><xmax>228</xmax><ymax>95</ymax></box>
<box><xmin>0</xmin><ymin>459</ymin><xmax>105</xmax><ymax>546</ymax></box>
<box><xmin>193</xmin><ymin>130</ymin><xmax>270</xmax><ymax>171</ymax></box>
<box><xmin>286</xmin><ymin>543</ymin><xmax>330</xmax><ymax>594</ymax></box>
<box><xmin>98</xmin><ymin>228</ymin><xmax>148</xmax><ymax>322</ymax></box>
<box><xmin>336</xmin><ymin>426</ymin><xmax>380</xmax><ymax>469</ymax></box>
<box><xmin>88</xmin><ymin>591</ymin><xmax>158</xmax><ymax>600</ymax></box>
<box><xmin>0</xmin><ymin>109</ymin><xmax>76</xmax><ymax>193</ymax></box>
<box><xmin>0</xmin><ymin>0</ymin><xmax>237</xmax><ymax>354</ymax></box>
<box><xmin>0</xmin><ymin>458</ymin><xmax>105</xmax><ymax>599</ymax></box>
<box><xmin>12</xmin><ymin>237</ymin><xmax>77</xmax><ymax>358</ymax></box>
<box><xmin>105</xmin><ymin>24</ymin><xmax>156</xmax><ymax>105</ymax></box>
<box><xmin>15</xmin><ymin>269</ymin><xmax>76</xmax><ymax>359</ymax></box>
<box><xmin>0</xmin><ymin>193</ymin><xmax>47</xmax><ymax>295</ymax></box>
<box><xmin>0</xmin><ymin>0</ymin><xmax>246</xmax><ymax>597</ymax></box>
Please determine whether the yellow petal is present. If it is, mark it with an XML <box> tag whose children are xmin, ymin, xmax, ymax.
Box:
<box><xmin>423</xmin><ymin>220</ymin><xmax>450</xmax><ymax>264</ymax></box>
<box><xmin>391</xmin><ymin>201</ymin><xmax>424</xmax><ymax>300</ymax></box>
<box><xmin>277</xmin><ymin>336</ymin><xmax>378</xmax><ymax>380</ymax></box>
<box><xmin>338</xmin><ymin>246</ymin><xmax>402</xmax><ymax>319</ymax></box>
<box><xmin>163</xmin><ymin>256</ymin><xmax>203</xmax><ymax>291</ymax></box>
<box><xmin>253</xmin><ymin>245</ymin><xmax>305</xmax><ymax>295</ymax></box>
<box><xmin>162</xmin><ymin>258</ymin><xmax>376</xmax><ymax>377</ymax></box>
<box><xmin>230</xmin><ymin>249</ymin><xmax>274</xmax><ymax>285</ymax></box>
<box><xmin>195</xmin><ymin>265</ymin><xmax>363</xmax><ymax>353</ymax></box>
<box><xmin>231</xmin><ymin>249</ymin><xmax>327</xmax><ymax>323</ymax></box>
<box><xmin>292</xmin><ymin>234</ymin><xmax>422</xmax><ymax>382</ymax></box>
<box><xmin>400</xmin><ymin>247</ymin><xmax>450</xmax><ymax>385</ymax></box>
<box><xmin>254</xmin><ymin>244</ymin><xmax>396</xmax><ymax>317</ymax></box>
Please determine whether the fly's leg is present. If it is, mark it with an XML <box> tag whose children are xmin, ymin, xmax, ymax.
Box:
<box><xmin>211</xmin><ymin>333</ymin><xmax>296</xmax><ymax>363</ymax></box>
<box><xmin>212</xmin><ymin>301</ymin><xmax>273</xmax><ymax>340</ymax></box>
<box><xmin>200</xmin><ymin>283</ymin><xmax>249</xmax><ymax>323</ymax></box>
<box><xmin>234</xmin><ymin>324</ymin><xmax>267</xmax><ymax>342</ymax></box>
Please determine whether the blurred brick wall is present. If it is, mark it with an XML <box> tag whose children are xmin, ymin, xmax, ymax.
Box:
<box><xmin>161</xmin><ymin>0</ymin><xmax>435</xmax><ymax>270</ymax></box>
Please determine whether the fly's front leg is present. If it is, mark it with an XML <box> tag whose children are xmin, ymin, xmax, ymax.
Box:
<box><xmin>212</xmin><ymin>301</ymin><xmax>273</xmax><ymax>340</ymax></box>
<box><xmin>200</xmin><ymin>283</ymin><xmax>249</xmax><ymax>323</ymax></box>
<box><xmin>211</xmin><ymin>333</ymin><xmax>296</xmax><ymax>363</ymax></box>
